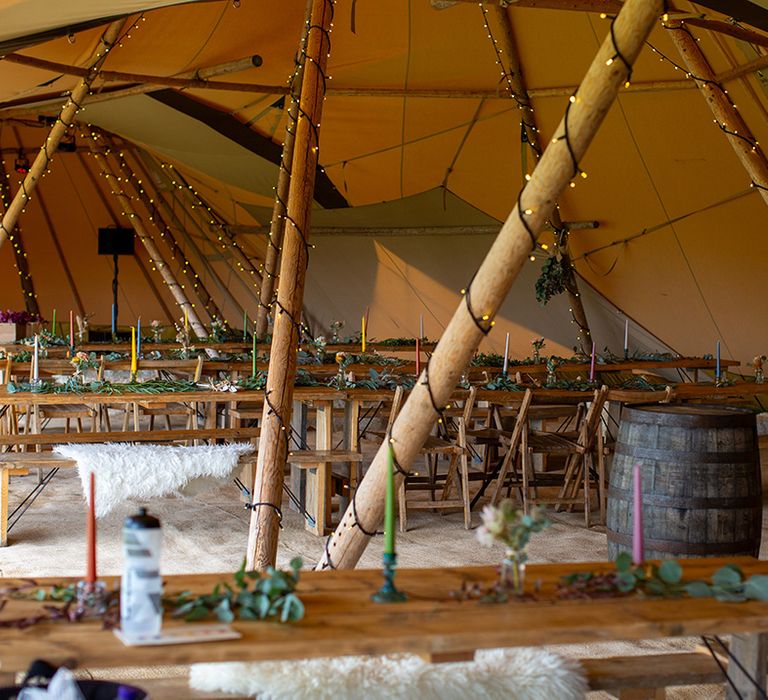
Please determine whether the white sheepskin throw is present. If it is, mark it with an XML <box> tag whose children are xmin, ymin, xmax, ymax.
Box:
<box><xmin>55</xmin><ymin>443</ymin><xmax>255</xmax><ymax>517</ymax></box>
<box><xmin>189</xmin><ymin>647</ymin><xmax>586</xmax><ymax>700</ymax></box>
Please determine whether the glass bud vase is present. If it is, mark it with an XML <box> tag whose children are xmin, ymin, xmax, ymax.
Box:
<box><xmin>756</xmin><ymin>368</ymin><xmax>765</xmax><ymax>385</ymax></box>
<box><xmin>532</xmin><ymin>350</ymin><xmax>540</xmax><ymax>365</ymax></box>
<box><xmin>546</xmin><ymin>371</ymin><xmax>557</xmax><ymax>387</ymax></box>
<box><xmin>500</xmin><ymin>550</ymin><xmax>526</xmax><ymax>596</ymax></box>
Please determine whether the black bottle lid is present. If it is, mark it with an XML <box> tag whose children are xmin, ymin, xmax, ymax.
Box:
<box><xmin>124</xmin><ymin>507</ymin><xmax>161</xmax><ymax>529</ymax></box>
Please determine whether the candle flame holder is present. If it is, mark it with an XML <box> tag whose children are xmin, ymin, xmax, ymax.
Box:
<box><xmin>372</xmin><ymin>553</ymin><xmax>407</xmax><ymax>603</ymax></box>
<box><xmin>76</xmin><ymin>580</ymin><xmax>108</xmax><ymax>616</ymax></box>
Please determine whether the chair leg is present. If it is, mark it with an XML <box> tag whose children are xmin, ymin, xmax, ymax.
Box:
<box><xmin>521</xmin><ymin>448</ymin><xmax>532</xmax><ymax>514</ymax></box>
<box><xmin>583</xmin><ymin>455</ymin><xmax>591</xmax><ymax>528</ymax></box>
<box><xmin>440</xmin><ymin>454</ymin><xmax>459</xmax><ymax>501</ymax></box>
<box><xmin>76</xmin><ymin>418</ymin><xmax>83</xmax><ymax>433</ymax></box>
<box><xmin>597</xmin><ymin>436</ymin><xmax>607</xmax><ymax>526</ymax></box>
<box><xmin>398</xmin><ymin>480</ymin><xmax>407</xmax><ymax>533</ymax></box>
<box><xmin>460</xmin><ymin>449</ymin><xmax>471</xmax><ymax>530</ymax></box>
<box><xmin>149</xmin><ymin>415</ymin><xmax>155</xmax><ymax>431</ymax></box>
<box><xmin>164</xmin><ymin>414</ymin><xmax>172</xmax><ymax>431</ymax></box>
<box><xmin>490</xmin><ymin>442</ymin><xmax>516</xmax><ymax>506</ymax></box>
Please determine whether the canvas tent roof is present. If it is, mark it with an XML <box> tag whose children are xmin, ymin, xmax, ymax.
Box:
<box><xmin>0</xmin><ymin>0</ymin><xmax>765</xmax><ymax>364</ymax></box>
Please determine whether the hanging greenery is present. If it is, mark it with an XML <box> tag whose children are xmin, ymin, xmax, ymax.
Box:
<box><xmin>535</xmin><ymin>256</ymin><xmax>568</xmax><ymax>305</ymax></box>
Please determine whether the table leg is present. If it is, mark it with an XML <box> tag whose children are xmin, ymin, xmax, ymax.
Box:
<box><xmin>726</xmin><ymin>633</ymin><xmax>768</xmax><ymax>700</ymax></box>
<box><xmin>305</xmin><ymin>401</ymin><xmax>332</xmax><ymax>535</ymax></box>
<box><xmin>0</xmin><ymin>467</ymin><xmax>8</xmax><ymax>547</ymax></box>
<box><xmin>340</xmin><ymin>400</ymin><xmax>360</xmax><ymax>513</ymax></box>
<box><xmin>289</xmin><ymin>401</ymin><xmax>308</xmax><ymax>513</ymax></box>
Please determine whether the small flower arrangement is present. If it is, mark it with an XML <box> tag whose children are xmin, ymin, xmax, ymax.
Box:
<box><xmin>150</xmin><ymin>319</ymin><xmax>163</xmax><ymax>343</ymax></box>
<box><xmin>0</xmin><ymin>310</ymin><xmax>41</xmax><ymax>325</ymax></box>
<box><xmin>477</xmin><ymin>501</ymin><xmax>550</xmax><ymax>595</ymax></box>
<box><xmin>209</xmin><ymin>316</ymin><xmax>229</xmax><ymax>343</ymax></box>
<box><xmin>330</xmin><ymin>320</ymin><xmax>344</xmax><ymax>342</ymax></box>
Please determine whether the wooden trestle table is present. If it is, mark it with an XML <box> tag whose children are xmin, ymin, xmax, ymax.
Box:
<box><xmin>0</xmin><ymin>559</ymin><xmax>766</xmax><ymax>700</ymax></box>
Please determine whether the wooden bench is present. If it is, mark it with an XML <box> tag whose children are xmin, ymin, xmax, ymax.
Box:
<box><xmin>89</xmin><ymin>650</ymin><xmax>724</xmax><ymax>699</ymax></box>
<box><xmin>583</xmin><ymin>651</ymin><xmax>723</xmax><ymax>698</ymax></box>
<box><xmin>0</xmin><ymin>427</ymin><xmax>260</xmax><ymax>546</ymax></box>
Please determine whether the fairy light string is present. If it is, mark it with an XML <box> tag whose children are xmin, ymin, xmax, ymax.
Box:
<box><xmin>103</xmin><ymin>141</ymin><xmax>222</xmax><ymax>321</ymax></box>
<box><xmin>0</xmin><ymin>16</ymin><xmax>144</xmax><ymax>258</ymax></box>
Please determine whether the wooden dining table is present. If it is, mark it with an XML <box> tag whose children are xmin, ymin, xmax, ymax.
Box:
<box><xmin>0</xmin><ymin>558</ymin><xmax>766</xmax><ymax>699</ymax></box>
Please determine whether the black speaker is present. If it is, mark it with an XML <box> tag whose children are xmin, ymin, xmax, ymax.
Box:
<box><xmin>98</xmin><ymin>227</ymin><xmax>134</xmax><ymax>256</ymax></box>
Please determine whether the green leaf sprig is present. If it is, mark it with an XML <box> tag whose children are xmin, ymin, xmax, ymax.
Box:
<box><xmin>169</xmin><ymin>558</ymin><xmax>305</xmax><ymax>624</ymax></box>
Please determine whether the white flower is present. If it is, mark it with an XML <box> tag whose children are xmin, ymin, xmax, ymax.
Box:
<box><xmin>476</xmin><ymin>525</ymin><xmax>495</xmax><ymax>547</ymax></box>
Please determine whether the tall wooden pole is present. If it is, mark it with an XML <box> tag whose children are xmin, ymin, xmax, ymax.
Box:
<box><xmin>666</xmin><ymin>21</ymin><xmax>768</xmax><ymax>205</ymax></box>
<box><xmin>0</xmin><ymin>156</ymin><xmax>39</xmax><ymax>315</ymax></box>
<box><xmin>102</xmin><ymin>135</ymin><xmax>224</xmax><ymax>322</ymax></box>
<box><xmin>487</xmin><ymin>4</ymin><xmax>592</xmax><ymax>350</ymax></box>
<box><xmin>0</xmin><ymin>20</ymin><xmax>126</xmax><ymax>252</ymax></box>
<box><xmin>318</xmin><ymin>0</ymin><xmax>664</xmax><ymax>571</ymax></box>
<box><xmin>255</xmin><ymin>0</ymin><xmax>313</xmax><ymax>339</ymax></box>
<box><xmin>246</xmin><ymin>0</ymin><xmax>334</xmax><ymax>570</ymax></box>
<box><xmin>86</xmin><ymin>131</ymin><xmax>209</xmax><ymax>340</ymax></box>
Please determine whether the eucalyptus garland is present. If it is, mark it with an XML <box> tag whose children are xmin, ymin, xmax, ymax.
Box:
<box><xmin>535</xmin><ymin>256</ymin><xmax>568</xmax><ymax>305</ymax></box>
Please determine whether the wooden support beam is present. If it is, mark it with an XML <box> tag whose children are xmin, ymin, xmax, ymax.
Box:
<box><xmin>666</xmin><ymin>21</ymin><xmax>768</xmax><ymax>205</ymax></box>
<box><xmin>221</xmin><ymin>221</ymin><xmax>601</xmax><ymax>236</ymax></box>
<box><xmin>317</xmin><ymin>0</ymin><xmax>664</xmax><ymax>571</ymax></box>
<box><xmin>255</xmin><ymin>0</ymin><xmax>313</xmax><ymax>340</ymax></box>
<box><xmin>86</xmin><ymin>132</ymin><xmax>209</xmax><ymax>340</ymax></box>
<box><xmin>0</xmin><ymin>20</ymin><xmax>126</xmax><ymax>252</ymax></box>
<box><xmin>487</xmin><ymin>4</ymin><xmax>592</xmax><ymax>350</ymax></box>
<box><xmin>0</xmin><ymin>154</ymin><xmax>38</xmax><ymax>315</ymax></box>
<box><xmin>246</xmin><ymin>0</ymin><xmax>334</xmax><ymax>571</ymax></box>
<box><xmin>1</xmin><ymin>53</ymin><xmax>270</xmax><ymax>95</ymax></box>
<box><xmin>128</xmin><ymin>149</ymin><xmax>246</xmax><ymax>320</ymax></box>
<box><xmin>102</xmin><ymin>134</ymin><xmax>224</xmax><ymax>323</ymax></box>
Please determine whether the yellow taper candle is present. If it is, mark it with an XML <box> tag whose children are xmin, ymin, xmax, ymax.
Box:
<box><xmin>383</xmin><ymin>441</ymin><xmax>395</xmax><ymax>556</ymax></box>
<box><xmin>130</xmin><ymin>326</ymin><xmax>137</xmax><ymax>376</ymax></box>
<box><xmin>183</xmin><ymin>308</ymin><xmax>189</xmax><ymax>334</ymax></box>
<box><xmin>361</xmin><ymin>316</ymin><xmax>366</xmax><ymax>353</ymax></box>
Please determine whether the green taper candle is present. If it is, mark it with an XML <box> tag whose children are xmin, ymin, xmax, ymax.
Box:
<box><xmin>51</xmin><ymin>308</ymin><xmax>56</xmax><ymax>335</ymax></box>
<box><xmin>252</xmin><ymin>325</ymin><xmax>257</xmax><ymax>378</ymax></box>
<box><xmin>383</xmin><ymin>442</ymin><xmax>395</xmax><ymax>556</ymax></box>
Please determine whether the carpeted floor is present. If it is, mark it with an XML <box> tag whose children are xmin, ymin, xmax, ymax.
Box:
<box><xmin>4</xmin><ymin>436</ymin><xmax>767</xmax><ymax>699</ymax></box>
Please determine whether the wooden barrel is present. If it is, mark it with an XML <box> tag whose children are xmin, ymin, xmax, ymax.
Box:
<box><xmin>607</xmin><ymin>404</ymin><xmax>762</xmax><ymax>560</ymax></box>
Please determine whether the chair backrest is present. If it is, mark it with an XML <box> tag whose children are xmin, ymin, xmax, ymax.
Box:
<box><xmin>577</xmin><ymin>386</ymin><xmax>609</xmax><ymax>449</ymax></box>
<box><xmin>385</xmin><ymin>386</ymin><xmax>405</xmax><ymax>435</ymax></box>
<box><xmin>508</xmin><ymin>389</ymin><xmax>533</xmax><ymax>455</ymax></box>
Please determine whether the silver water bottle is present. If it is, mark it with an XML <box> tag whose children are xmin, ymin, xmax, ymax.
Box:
<box><xmin>120</xmin><ymin>507</ymin><xmax>163</xmax><ymax>638</ymax></box>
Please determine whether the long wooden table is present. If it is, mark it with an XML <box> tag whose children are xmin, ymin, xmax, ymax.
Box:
<box><xmin>0</xmin><ymin>559</ymin><xmax>766</xmax><ymax>699</ymax></box>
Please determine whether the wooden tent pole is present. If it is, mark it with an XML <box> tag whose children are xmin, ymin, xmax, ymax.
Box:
<box><xmin>666</xmin><ymin>21</ymin><xmax>768</xmax><ymax>206</ymax></box>
<box><xmin>75</xmin><ymin>151</ymin><xmax>175</xmax><ymax>323</ymax></box>
<box><xmin>255</xmin><ymin>0</ymin><xmax>313</xmax><ymax>340</ymax></box>
<box><xmin>488</xmin><ymin>5</ymin><xmax>592</xmax><ymax>350</ymax></box>
<box><xmin>86</xmin><ymin>131</ymin><xmax>209</xmax><ymax>339</ymax></box>
<box><xmin>0</xmin><ymin>20</ymin><xmax>126</xmax><ymax>252</ymax></box>
<box><xmin>129</xmin><ymin>150</ymin><xmax>247</xmax><ymax>319</ymax></box>
<box><xmin>246</xmin><ymin>0</ymin><xmax>334</xmax><ymax>571</ymax></box>
<box><xmin>102</xmin><ymin>134</ymin><xmax>224</xmax><ymax>322</ymax></box>
<box><xmin>317</xmin><ymin>0</ymin><xmax>664</xmax><ymax>571</ymax></box>
<box><xmin>0</xmin><ymin>154</ymin><xmax>39</xmax><ymax>315</ymax></box>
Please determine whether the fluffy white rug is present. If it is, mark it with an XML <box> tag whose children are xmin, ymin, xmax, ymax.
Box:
<box><xmin>189</xmin><ymin>648</ymin><xmax>587</xmax><ymax>699</ymax></box>
<box><xmin>55</xmin><ymin>443</ymin><xmax>255</xmax><ymax>517</ymax></box>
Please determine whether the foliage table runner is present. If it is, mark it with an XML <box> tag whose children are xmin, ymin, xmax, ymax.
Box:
<box><xmin>0</xmin><ymin>557</ymin><xmax>767</xmax><ymax>699</ymax></box>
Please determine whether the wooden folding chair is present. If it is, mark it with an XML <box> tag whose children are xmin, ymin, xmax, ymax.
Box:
<box><xmin>395</xmin><ymin>387</ymin><xmax>477</xmax><ymax>531</ymax></box>
<box><xmin>520</xmin><ymin>386</ymin><xmax>609</xmax><ymax>527</ymax></box>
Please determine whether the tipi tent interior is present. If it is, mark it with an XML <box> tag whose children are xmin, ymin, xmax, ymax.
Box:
<box><xmin>3</xmin><ymin>1</ymin><xmax>768</xmax><ymax>697</ymax></box>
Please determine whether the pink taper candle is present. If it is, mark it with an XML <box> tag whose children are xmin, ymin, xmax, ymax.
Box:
<box><xmin>632</xmin><ymin>463</ymin><xmax>644</xmax><ymax>565</ymax></box>
<box><xmin>589</xmin><ymin>341</ymin><xmax>596</xmax><ymax>382</ymax></box>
